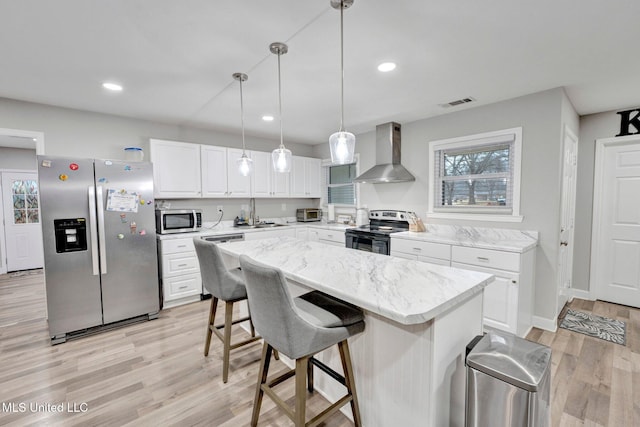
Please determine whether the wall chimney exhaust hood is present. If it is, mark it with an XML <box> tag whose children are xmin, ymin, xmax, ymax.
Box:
<box><xmin>353</xmin><ymin>122</ymin><xmax>415</xmax><ymax>183</ymax></box>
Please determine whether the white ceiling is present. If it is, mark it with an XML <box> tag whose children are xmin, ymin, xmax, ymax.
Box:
<box><xmin>1</xmin><ymin>0</ymin><xmax>639</xmax><ymax>145</ymax></box>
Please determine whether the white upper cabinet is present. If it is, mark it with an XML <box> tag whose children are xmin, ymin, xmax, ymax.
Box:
<box><xmin>201</xmin><ymin>146</ymin><xmax>251</xmax><ymax>198</ymax></box>
<box><xmin>251</xmin><ymin>151</ymin><xmax>290</xmax><ymax>198</ymax></box>
<box><xmin>150</xmin><ymin>139</ymin><xmax>201</xmax><ymax>198</ymax></box>
<box><xmin>305</xmin><ymin>157</ymin><xmax>322</xmax><ymax>197</ymax></box>
<box><xmin>225</xmin><ymin>148</ymin><xmax>252</xmax><ymax>198</ymax></box>
<box><xmin>290</xmin><ymin>156</ymin><xmax>321</xmax><ymax>198</ymax></box>
<box><xmin>201</xmin><ymin>145</ymin><xmax>227</xmax><ymax>197</ymax></box>
<box><xmin>151</xmin><ymin>138</ymin><xmax>314</xmax><ymax>199</ymax></box>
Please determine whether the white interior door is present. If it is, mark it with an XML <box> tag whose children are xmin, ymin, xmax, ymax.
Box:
<box><xmin>557</xmin><ymin>127</ymin><xmax>578</xmax><ymax>314</ymax></box>
<box><xmin>1</xmin><ymin>172</ymin><xmax>44</xmax><ymax>271</ymax></box>
<box><xmin>591</xmin><ymin>135</ymin><xmax>640</xmax><ymax>308</ymax></box>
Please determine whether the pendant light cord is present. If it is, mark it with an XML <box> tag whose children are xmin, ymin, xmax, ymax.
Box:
<box><xmin>239</xmin><ymin>77</ymin><xmax>246</xmax><ymax>155</ymax></box>
<box><xmin>277</xmin><ymin>50</ymin><xmax>284</xmax><ymax>149</ymax></box>
<box><xmin>339</xmin><ymin>0</ymin><xmax>345</xmax><ymax>133</ymax></box>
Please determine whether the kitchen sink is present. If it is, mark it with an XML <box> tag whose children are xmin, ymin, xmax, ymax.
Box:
<box><xmin>235</xmin><ymin>223</ymin><xmax>289</xmax><ymax>229</ymax></box>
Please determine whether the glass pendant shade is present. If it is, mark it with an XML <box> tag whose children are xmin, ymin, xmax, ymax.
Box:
<box><xmin>237</xmin><ymin>153</ymin><xmax>253</xmax><ymax>176</ymax></box>
<box><xmin>271</xmin><ymin>145</ymin><xmax>292</xmax><ymax>173</ymax></box>
<box><xmin>329</xmin><ymin>130</ymin><xmax>355</xmax><ymax>164</ymax></box>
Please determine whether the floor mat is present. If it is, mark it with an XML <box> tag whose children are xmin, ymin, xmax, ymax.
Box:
<box><xmin>559</xmin><ymin>309</ymin><xmax>626</xmax><ymax>345</ymax></box>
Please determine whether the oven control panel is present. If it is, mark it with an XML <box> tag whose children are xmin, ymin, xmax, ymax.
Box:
<box><xmin>369</xmin><ymin>210</ymin><xmax>415</xmax><ymax>222</ymax></box>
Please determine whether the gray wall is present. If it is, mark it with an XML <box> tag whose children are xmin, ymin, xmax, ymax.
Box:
<box><xmin>573</xmin><ymin>108</ymin><xmax>631</xmax><ymax>292</ymax></box>
<box><xmin>0</xmin><ymin>147</ymin><xmax>37</xmax><ymax>170</ymax></box>
<box><xmin>0</xmin><ymin>97</ymin><xmax>319</xmax><ymax>220</ymax></box>
<box><xmin>315</xmin><ymin>87</ymin><xmax>577</xmax><ymax>324</ymax></box>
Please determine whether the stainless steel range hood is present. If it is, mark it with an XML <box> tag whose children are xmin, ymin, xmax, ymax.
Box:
<box><xmin>353</xmin><ymin>122</ymin><xmax>415</xmax><ymax>183</ymax></box>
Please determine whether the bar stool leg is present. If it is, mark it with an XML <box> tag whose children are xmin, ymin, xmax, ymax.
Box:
<box><xmin>204</xmin><ymin>297</ymin><xmax>219</xmax><ymax>356</ymax></box>
<box><xmin>251</xmin><ymin>342</ymin><xmax>273</xmax><ymax>427</ymax></box>
<box><xmin>222</xmin><ymin>301</ymin><xmax>234</xmax><ymax>383</ymax></box>
<box><xmin>338</xmin><ymin>340</ymin><xmax>362</xmax><ymax>427</ymax></box>
<box><xmin>294</xmin><ymin>356</ymin><xmax>309</xmax><ymax>427</ymax></box>
<box><xmin>307</xmin><ymin>358</ymin><xmax>314</xmax><ymax>392</ymax></box>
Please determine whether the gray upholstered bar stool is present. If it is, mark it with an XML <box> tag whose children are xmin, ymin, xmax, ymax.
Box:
<box><xmin>239</xmin><ymin>254</ymin><xmax>365</xmax><ymax>427</ymax></box>
<box><xmin>193</xmin><ymin>238</ymin><xmax>262</xmax><ymax>383</ymax></box>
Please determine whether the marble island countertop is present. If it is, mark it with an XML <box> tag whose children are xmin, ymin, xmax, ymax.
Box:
<box><xmin>393</xmin><ymin>224</ymin><xmax>539</xmax><ymax>253</ymax></box>
<box><xmin>217</xmin><ymin>236</ymin><xmax>493</xmax><ymax>325</ymax></box>
<box><xmin>156</xmin><ymin>220</ymin><xmax>351</xmax><ymax>240</ymax></box>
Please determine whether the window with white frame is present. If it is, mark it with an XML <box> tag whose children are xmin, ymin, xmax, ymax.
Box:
<box><xmin>428</xmin><ymin>127</ymin><xmax>523</xmax><ymax>222</ymax></box>
<box><xmin>323</xmin><ymin>161</ymin><xmax>357</xmax><ymax>206</ymax></box>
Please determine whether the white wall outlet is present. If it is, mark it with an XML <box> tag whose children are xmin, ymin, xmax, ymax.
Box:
<box><xmin>281</xmin><ymin>203</ymin><xmax>286</xmax><ymax>211</ymax></box>
<box><xmin>216</xmin><ymin>205</ymin><xmax>223</xmax><ymax>212</ymax></box>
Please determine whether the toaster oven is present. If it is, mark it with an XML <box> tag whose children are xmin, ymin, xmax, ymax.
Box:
<box><xmin>296</xmin><ymin>208</ymin><xmax>322</xmax><ymax>222</ymax></box>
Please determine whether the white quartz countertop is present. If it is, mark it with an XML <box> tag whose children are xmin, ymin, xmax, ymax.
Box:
<box><xmin>156</xmin><ymin>221</ymin><xmax>351</xmax><ymax>240</ymax></box>
<box><xmin>392</xmin><ymin>224</ymin><xmax>539</xmax><ymax>253</ymax></box>
<box><xmin>217</xmin><ymin>237</ymin><xmax>493</xmax><ymax>325</ymax></box>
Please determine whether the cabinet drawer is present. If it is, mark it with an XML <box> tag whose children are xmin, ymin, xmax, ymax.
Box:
<box><xmin>391</xmin><ymin>238</ymin><xmax>451</xmax><ymax>260</ymax></box>
<box><xmin>316</xmin><ymin>228</ymin><xmax>345</xmax><ymax>245</ymax></box>
<box><xmin>451</xmin><ymin>246</ymin><xmax>520</xmax><ymax>271</ymax></box>
<box><xmin>165</xmin><ymin>273</ymin><xmax>202</xmax><ymax>300</ymax></box>
<box><xmin>162</xmin><ymin>252</ymin><xmax>200</xmax><ymax>277</ymax></box>
<box><xmin>161</xmin><ymin>238</ymin><xmax>196</xmax><ymax>254</ymax></box>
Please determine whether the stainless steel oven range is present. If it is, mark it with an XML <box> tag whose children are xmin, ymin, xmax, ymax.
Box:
<box><xmin>345</xmin><ymin>210</ymin><xmax>413</xmax><ymax>255</ymax></box>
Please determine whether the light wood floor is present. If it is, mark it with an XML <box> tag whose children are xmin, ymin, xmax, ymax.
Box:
<box><xmin>0</xmin><ymin>270</ymin><xmax>353</xmax><ymax>426</ymax></box>
<box><xmin>526</xmin><ymin>299</ymin><xmax>640</xmax><ymax>427</ymax></box>
<box><xmin>1</xmin><ymin>271</ymin><xmax>639</xmax><ymax>426</ymax></box>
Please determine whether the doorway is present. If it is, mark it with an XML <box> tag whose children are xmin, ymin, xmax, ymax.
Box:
<box><xmin>591</xmin><ymin>134</ymin><xmax>640</xmax><ymax>308</ymax></box>
<box><xmin>1</xmin><ymin>171</ymin><xmax>43</xmax><ymax>271</ymax></box>
<box><xmin>557</xmin><ymin>126</ymin><xmax>578</xmax><ymax>315</ymax></box>
<box><xmin>0</xmin><ymin>128</ymin><xmax>45</xmax><ymax>274</ymax></box>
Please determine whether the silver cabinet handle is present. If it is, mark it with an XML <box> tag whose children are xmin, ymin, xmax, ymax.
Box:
<box><xmin>477</xmin><ymin>257</ymin><xmax>489</xmax><ymax>262</ymax></box>
<box><xmin>413</xmin><ymin>247</ymin><xmax>422</xmax><ymax>251</ymax></box>
<box><xmin>177</xmin><ymin>245</ymin><xmax>187</xmax><ymax>248</ymax></box>
<box><xmin>179</xmin><ymin>285</ymin><xmax>188</xmax><ymax>290</ymax></box>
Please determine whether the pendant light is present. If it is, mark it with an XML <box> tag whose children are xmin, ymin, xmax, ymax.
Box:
<box><xmin>270</xmin><ymin>42</ymin><xmax>292</xmax><ymax>173</ymax></box>
<box><xmin>329</xmin><ymin>0</ymin><xmax>356</xmax><ymax>165</ymax></box>
<box><xmin>233</xmin><ymin>72</ymin><xmax>253</xmax><ymax>176</ymax></box>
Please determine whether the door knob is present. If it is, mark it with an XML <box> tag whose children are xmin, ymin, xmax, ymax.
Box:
<box><xmin>560</xmin><ymin>241</ymin><xmax>568</xmax><ymax>246</ymax></box>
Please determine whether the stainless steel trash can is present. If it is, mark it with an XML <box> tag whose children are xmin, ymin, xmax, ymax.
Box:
<box><xmin>465</xmin><ymin>331</ymin><xmax>551</xmax><ymax>427</ymax></box>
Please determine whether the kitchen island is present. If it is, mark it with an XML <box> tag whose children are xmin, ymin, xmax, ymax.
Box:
<box><xmin>217</xmin><ymin>237</ymin><xmax>493</xmax><ymax>427</ymax></box>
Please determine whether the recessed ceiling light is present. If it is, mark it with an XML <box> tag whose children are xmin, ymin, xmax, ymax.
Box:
<box><xmin>102</xmin><ymin>82</ymin><xmax>123</xmax><ymax>91</ymax></box>
<box><xmin>377</xmin><ymin>62</ymin><xmax>396</xmax><ymax>72</ymax></box>
<box><xmin>262</xmin><ymin>115</ymin><xmax>274</xmax><ymax>122</ymax></box>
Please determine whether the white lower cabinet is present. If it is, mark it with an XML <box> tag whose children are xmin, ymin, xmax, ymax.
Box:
<box><xmin>158</xmin><ymin>237</ymin><xmax>202</xmax><ymax>308</ymax></box>
<box><xmin>390</xmin><ymin>239</ymin><xmax>450</xmax><ymax>266</ymax></box>
<box><xmin>315</xmin><ymin>228</ymin><xmax>345</xmax><ymax>247</ymax></box>
<box><xmin>243</xmin><ymin>228</ymin><xmax>296</xmax><ymax>241</ymax></box>
<box><xmin>452</xmin><ymin>246</ymin><xmax>534</xmax><ymax>337</ymax></box>
<box><xmin>391</xmin><ymin>236</ymin><xmax>535</xmax><ymax>337</ymax></box>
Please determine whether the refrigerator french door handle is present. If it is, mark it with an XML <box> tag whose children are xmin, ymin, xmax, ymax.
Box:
<box><xmin>88</xmin><ymin>186</ymin><xmax>100</xmax><ymax>276</ymax></box>
<box><xmin>96</xmin><ymin>186</ymin><xmax>108</xmax><ymax>275</ymax></box>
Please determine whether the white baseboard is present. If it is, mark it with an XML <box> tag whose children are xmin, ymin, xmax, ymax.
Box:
<box><xmin>532</xmin><ymin>315</ymin><xmax>557</xmax><ymax>333</ymax></box>
<box><xmin>567</xmin><ymin>288</ymin><xmax>593</xmax><ymax>301</ymax></box>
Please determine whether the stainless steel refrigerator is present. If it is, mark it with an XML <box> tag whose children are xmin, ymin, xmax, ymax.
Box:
<box><xmin>38</xmin><ymin>156</ymin><xmax>159</xmax><ymax>344</ymax></box>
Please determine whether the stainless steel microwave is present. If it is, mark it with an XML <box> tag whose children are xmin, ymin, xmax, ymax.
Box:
<box><xmin>155</xmin><ymin>209</ymin><xmax>202</xmax><ymax>234</ymax></box>
<box><xmin>296</xmin><ymin>208</ymin><xmax>322</xmax><ymax>222</ymax></box>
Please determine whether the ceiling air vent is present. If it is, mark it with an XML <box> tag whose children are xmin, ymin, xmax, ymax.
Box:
<box><xmin>439</xmin><ymin>97</ymin><xmax>476</xmax><ymax>108</ymax></box>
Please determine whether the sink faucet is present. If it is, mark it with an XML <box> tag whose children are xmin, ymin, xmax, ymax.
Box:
<box><xmin>249</xmin><ymin>198</ymin><xmax>256</xmax><ymax>225</ymax></box>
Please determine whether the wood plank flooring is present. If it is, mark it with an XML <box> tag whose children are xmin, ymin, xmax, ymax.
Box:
<box><xmin>526</xmin><ymin>298</ymin><xmax>640</xmax><ymax>427</ymax></box>
<box><xmin>0</xmin><ymin>270</ymin><xmax>352</xmax><ymax>426</ymax></box>
<box><xmin>1</xmin><ymin>270</ymin><xmax>639</xmax><ymax>426</ymax></box>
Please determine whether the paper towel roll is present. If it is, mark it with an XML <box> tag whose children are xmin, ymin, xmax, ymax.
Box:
<box><xmin>328</xmin><ymin>204</ymin><xmax>335</xmax><ymax>222</ymax></box>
